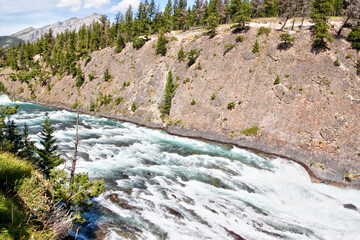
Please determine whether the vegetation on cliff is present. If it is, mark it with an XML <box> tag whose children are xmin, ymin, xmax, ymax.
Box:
<box><xmin>0</xmin><ymin>104</ymin><xmax>104</xmax><ymax>239</ymax></box>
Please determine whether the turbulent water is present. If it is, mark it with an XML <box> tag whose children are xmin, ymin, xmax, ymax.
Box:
<box><xmin>1</xmin><ymin>95</ymin><xmax>360</xmax><ymax>240</ymax></box>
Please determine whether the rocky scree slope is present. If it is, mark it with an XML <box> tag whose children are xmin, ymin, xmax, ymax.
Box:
<box><xmin>1</xmin><ymin>21</ymin><xmax>360</xmax><ymax>187</ymax></box>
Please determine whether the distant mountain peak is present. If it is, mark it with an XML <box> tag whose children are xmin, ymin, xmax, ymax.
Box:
<box><xmin>10</xmin><ymin>14</ymin><xmax>102</xmax><ymax>43</ymax></box>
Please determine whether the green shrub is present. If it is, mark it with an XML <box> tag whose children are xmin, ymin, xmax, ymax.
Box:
<box><xmin>236</xmin><ymin>35</ymin><xmax>244</xmax><ymax>42</ymax></box>
<box><xmin>103</xmin><ymin>68</ymin><xmax>111</xmax><ymax>82</ymax></box>
<box><xmin>280</xmin><ymin>33</ymin><xmax>295</xmax><ymax>44</ymax></box>
<box><xmin>211</xmin><ymin>93</ymin><xmax>216</xmax><ymax>100</ymax></box>
<box><xmin>131</xmin><ymin>102</ymin><xmax>136</xmax><ymax>112</ymax></box>
<box><xmin>72</xmin><ymin>102</ymin><xmax>78</xmax><ymax>109</ymax></box>
<box><xmin>178</xmin><ymin>47</ymin><xmax>185</xmax><ymax>61</ymax></box>
<box><xmin>227</xmin><ymin>102</ymin><xmax>235</xmax><ymax>110</ymax></box>
<box><xmin>347</xmin><ymin>26</ymin><xmax>360</xmax><ymax>51</ymax></box>
<box><xmin>274</xmin><ymin>75</ymin><xmax>280</xmax><ymax>85</ymax></box>
<box><xmin>252</xmin><ymin>40</ymin><xmax>259</xmax><ymax>53</ymax></box>
<box><xmin>132</xmin><ymin>37</ymin><xmax>146</xmax><ymax>49</ymax></box>
<box><xmin>115</xmin><ymin>97</ymin><xmax>124</xmax><ymax>105</ymax></box>
<box><xmin>187</xmin><ymin>49</ymin><xmax>199</xmax><ymax>67</ymax></box>
<box><xmin>191</xmin><ymin>99</ymin><xmax>196</xmax><ymax>105</ymax></box>
<box><xmin>258</xmin><ymin>27</ymin><xmax>271</xmax><ymax>36</ymax></box>
<box><xmin>334</xmin><ymin>56</ymin><xmax>340</xmax><ymax>67</ymax></box>
<box><xmin>224</xmin><ymin>43</ymin><xmax>235</xmax><ymax>55</ymax></box>
<box><xmin>89</xmin><ymin>99</ymin><xmax>97</xmax><ymax>111</ymax></box>
<box><xmin>122</xmin><ymin>81</ymin><xmax>130</xmax><ymax>88</ymax></box>
<box><xmin>241</xmin><ymin>126</ymin><xmax>259</xmax><ymax>136</ymax></box>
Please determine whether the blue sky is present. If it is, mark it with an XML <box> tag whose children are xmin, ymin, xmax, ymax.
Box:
<box><xmin>0</xmin><ymin>0</ymin><xmax>194</xmax><ymax>36</ymax></box>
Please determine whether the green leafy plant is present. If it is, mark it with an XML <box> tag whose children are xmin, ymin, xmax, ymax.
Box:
<box><xmin>115</xmin><ymin>97</ymin><xmax>124</xmax><ymax>105</ymax></box>
<box><xmin>227</xmin><ymin>102</ymin><xmax>235</xmax><ymax>110</ymax></box>
<box><xmin>274</xmin><ymin>75</ymin><xmax>280</xmax><ymax>85</ymax></box>
<box><xmin>191</xmin><ymin>99</ymin><xmax>196</xmax><ymax>105</ymax></box>
<box><xmin>258</xmin><ymin>27</ymin><xmax>271</xmax><ymax>36</ymax></box>
<box><xmin>131</xmin><ymin>102</ymin><xmax>136</xmax><ymax>112</ymax></box>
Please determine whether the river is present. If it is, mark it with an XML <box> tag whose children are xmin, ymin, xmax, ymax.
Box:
<box><xmin>1</xmin><ymin>95</ymin><xmax>360</xmax><ymax>240</ymax></box>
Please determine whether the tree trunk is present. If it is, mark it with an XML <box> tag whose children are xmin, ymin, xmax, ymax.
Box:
<box><xmin>70</xmin><ymin>109</ymin><xmax>79</xmax><ymax>185</ymax></box>
<box><xmin>337</xmin><ymin>16</ymin><xmax>350</xmax><ymax>37</ymax></box>
<box><xmin>280</xmin><ymin>16</ymin><xmax>290</xmax><ymax>31</ymax></box>
<box><xmin>300</xmin><ymin>15</ymin><xmax>305</xmax><ymax>29</ymax></box>
<box><xmin>291</xmin><ymin>18</ymin><xmax>296</xmax><ymax>30</ymax></box>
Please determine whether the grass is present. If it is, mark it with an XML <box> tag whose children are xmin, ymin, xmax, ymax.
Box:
<box><xmin>241</xmin><ymin>126</ymin><xmax>259</xmax><ymax>136</ymax></box>
<box><xmin>0</xmin><ymin>152</ymin><xmax>56</xmax><ymax>240</ymax></box>
<box><xmin>0</xmin><ymin>152</ymin><xmax>32</xmax><ymax>192</ymax></box>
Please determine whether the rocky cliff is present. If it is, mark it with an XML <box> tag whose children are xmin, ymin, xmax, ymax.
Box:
<box><xmin>1</xmin><ymin>19</ymin><xmax>360</xmax><ymax>187</ymax></box>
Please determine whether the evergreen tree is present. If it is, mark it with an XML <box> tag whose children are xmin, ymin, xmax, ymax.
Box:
<box><xmin>161</xmin><ymin>71</ymin><xmax>176</xmax><ymax>115</ymax></box>
<box><xmin>310</xmin><ymin>0</ymin><xmax>334</xmax><ymax>49</ymax></box>
<box><xmin>252</xmin><ymin>39</ymin><xmax>259</xmax><ymax>53</ymax></box>
<box><xmin>37</xmin><ymin>112</ymin><xmax>62</xmax><ymax>177</ymax></box>
<box><xmin>156</xmin><ymin>30</ymin><xmax>168</xmax><ymax>56</ymax></box>
<box><xmin>103</xmin><ymin>68</ymin><xmax>111</xmax><ymax>81</ymax></box>
<box><xmin>19</xmin><ymin>123</ymin><xmax>36</xmax><ymax>162</ymax></box>
<box><xmin>4</xmin><ymin>119</ymin><xmax>22</xmax><ymax>154</ymax></box>
<box><xmin>348</xmin><ymin>26</ymin><xmax>360</xmax><ymax>51</ymax></box>
<box><xmin>75</xmin><ymin>64</ymin><xmax>85</xmax><ymax>88</ymax></box>
<box><xmin>163</xmin><ymin>0</ymin><xmax>174</xmax><ymax>32</ymax></box>
<box><xmin>115</xmin><ymin>34</ymin><xmax>126</xmax><ymax>53</ymax></box>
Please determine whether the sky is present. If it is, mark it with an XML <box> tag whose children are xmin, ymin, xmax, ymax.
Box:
<box><xmin>0</xmin><ymin>0</ymin><xmax>194</xmax><ymax>36</ymax></box>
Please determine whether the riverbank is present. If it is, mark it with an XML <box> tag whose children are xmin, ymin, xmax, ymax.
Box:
<box><xmin>1</xmin><ymin>19</ymin><xmax>360</xmax><ymax>189</ymax></box>
<box><xmin>5</xmin><ymin>93</ymin><xmax>360</xmax><ymax>189</ymax></box>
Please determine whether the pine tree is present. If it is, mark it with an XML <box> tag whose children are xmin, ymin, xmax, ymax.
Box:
<box><xmin>37</xmin><ymin>112</ymin><xmax>62</xmax><ymax>177</ymax></box>
<box><xmin>161</xmin><ymin>71</ymin><xmax>176</xmax><ymax>115</ymax></box>
<box><xmin>156</xmin><ymin>30</ymin><xmax>168</xmax><ymax>56</ymax></box>
<box><xmin>75</xmin><ymin>64</ymin><xmax>85</xmax><ymax>88</ymax></box>
<box><xmin>103</xmin><ymin>68</ymin><xmax>111</xmax><ymax>81</ymax></box>
<box><xmin>252</xmin><ymin>39</ymin><xmax>259</xmax><ymax>53</ymax></box>
<box><xmin>310</xmin><ymin>0</ymin><xmax>334</xmax><ymax>49</ymax></box>
<box><xmin>163</xmin><ymin>0</ymin><xmax>174</xmax><ymax>32</ymax></box>
<box><xmin>19</xmin><ymin>123</ymin><xmax>36</xmax><ymax>162</ymax></box>
<box><xmin>115</xmin><ymin>34</ymin><xmax>125</xmax><ymax>53</ymax></box>
<box><xmin>4</xmin><ymin>119</ymin><xmax>22</xmax><ymax>154</ymax></box>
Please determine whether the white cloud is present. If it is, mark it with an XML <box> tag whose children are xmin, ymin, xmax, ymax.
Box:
<box><xmin>56</xmin><ymin>0</ymin><xmax>82</xmax><ymax>12</ymax></box>
<box><xmin>110</xmin><ymin>0</ymin><xmax>140</xmax><ymax>12</ymax></box>
<box><xmin>84</xmin><ymin>0</ymin><xmax>110</xmax><ymax>9</ymax></box>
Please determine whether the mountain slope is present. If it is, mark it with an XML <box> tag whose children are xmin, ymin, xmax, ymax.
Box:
<box><xmin>0</xmin><ymin>36</ymin><xmax>23</xmax><ymax>49</ymax></box>
<box><xmin>10</xmin><ymin>13</ymin><xmax>102</xmax><ymax>43</ymax></box>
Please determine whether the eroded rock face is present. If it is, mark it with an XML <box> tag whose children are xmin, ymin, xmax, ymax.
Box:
<box><xmin>1</xmin><ymin>20</ymin><xmax>360</xmax><ymax>187</ymax></box>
